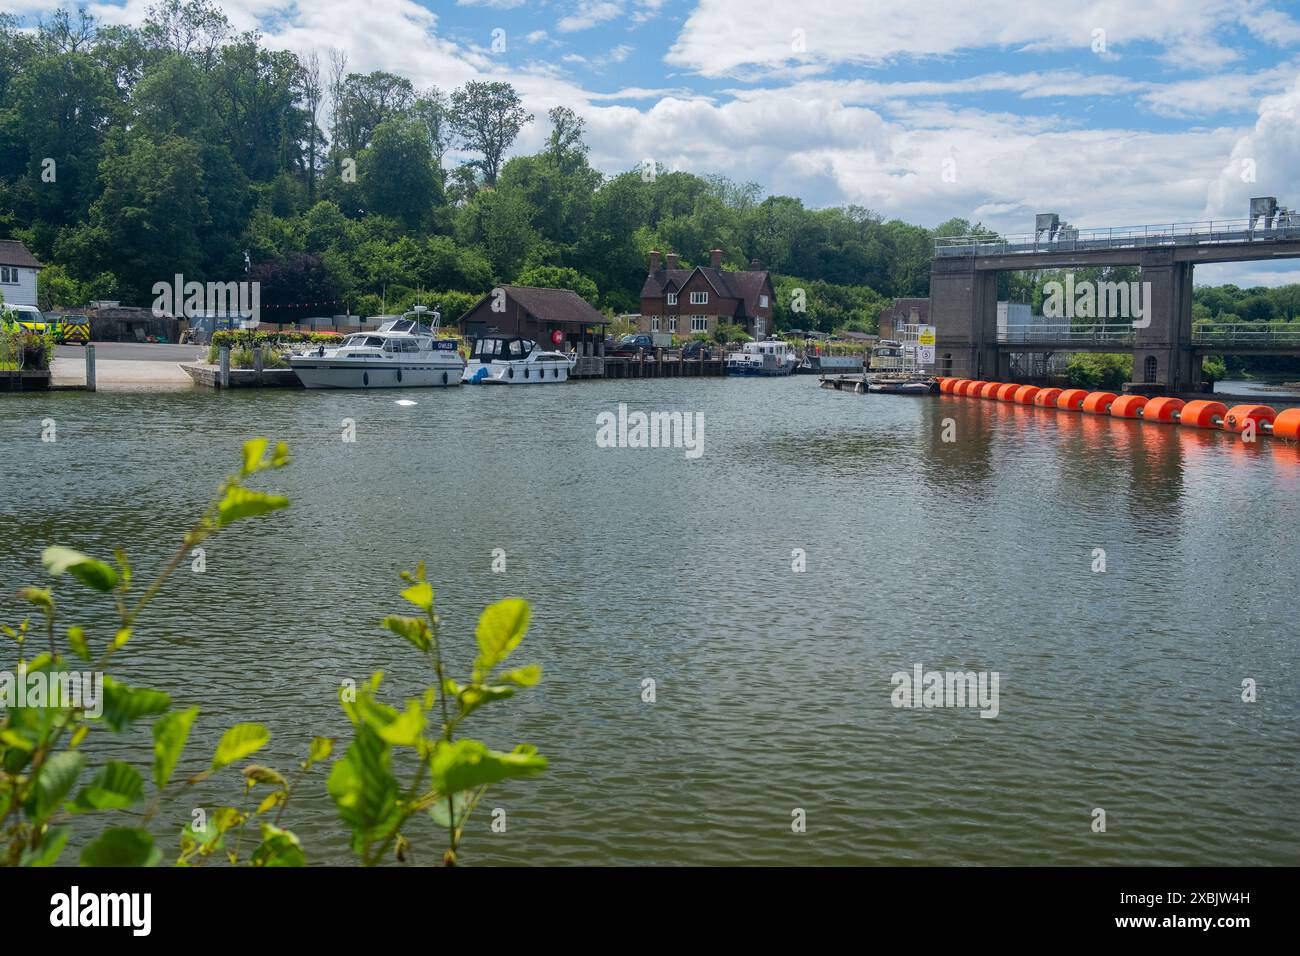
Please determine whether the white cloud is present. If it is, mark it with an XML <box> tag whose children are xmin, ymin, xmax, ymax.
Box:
<box><xmin>557</xmin><ymin>1</ymin><xmax>624</xmax><ymax>34</ymax></box>
<box><xmin>665</xmin><ymin>0</ymin><xmax>1299</xmax><ymax>77</ymax></box>
<box><xmin>1206</xmin><ymin>72</ymin><xmax>1300</xmax><ymax>218</ymax></box>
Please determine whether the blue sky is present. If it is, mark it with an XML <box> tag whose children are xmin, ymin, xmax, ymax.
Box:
<box><xmin>10</xmin><ymin>0</ymin><xmax>1300</xmax><ymax>285</ymax></box>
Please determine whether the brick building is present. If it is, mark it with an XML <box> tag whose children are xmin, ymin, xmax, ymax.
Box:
<box><xmin>637</xmin><ymin>249</ymin><xmax>775</xmax><ymax>339</ymax></box>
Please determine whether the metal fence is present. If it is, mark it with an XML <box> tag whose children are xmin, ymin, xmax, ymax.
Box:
<box><xmin>997</xmin><ymin>323</ymin><xmax>1135</xmax><ymax>345</ymax></box>
<box><xmin>937</xmin><ymin>217</ymin><xmax>1300</xmax><ymax>257</ymax></box>
<box><xmin>1191</xmin><ymin>323</ymin><xmax>1300</xmax><ymax>346</ymax></box>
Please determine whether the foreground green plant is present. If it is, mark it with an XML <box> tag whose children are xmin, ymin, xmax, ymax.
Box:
<box><xmin>1</xmin><ymin>439</ymin><xmax>545</xmax><ymax>866</ymax></box>
<box><xmin>334</xmin><ymin>568</ymin><xmax>546</xmax><ymax>866</ymax></box>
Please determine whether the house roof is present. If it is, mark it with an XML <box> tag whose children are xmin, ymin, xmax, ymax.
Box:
<box><xmin>465</xmin><ymin>285</ymin><xmax>607</xmax><ymax>327</ymax></box>
<box><xmin>640</xmin><ymin>265</ymin><xmax>772</xmax><ymax>318</ymax></box>
<box><xmin>0</xmin><ymin>240</ymin><xmax>43</xmax><ymax>270</ymax></box>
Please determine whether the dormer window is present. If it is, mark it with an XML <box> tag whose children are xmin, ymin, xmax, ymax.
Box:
<box><xmin>759</xmin><ymin>294</ymin><xmax>768</xmax><ymax>307</ymax></box>
<box><xmin>666</xmin><ymin>293</ymin><xmax>677</xmax><ymax>305</ymax></box>
<box><xmin>690</xmin><ymin>291</ymin><xmax>708</xmax><ymax>305</ymax></box>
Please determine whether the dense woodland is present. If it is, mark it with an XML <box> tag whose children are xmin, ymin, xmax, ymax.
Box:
<box><xmin>3</xmin><ymin>2</ymin><xmax>1299</xmax><ymax>351</ymax></box>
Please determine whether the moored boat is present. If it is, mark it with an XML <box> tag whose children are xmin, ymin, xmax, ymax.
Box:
<box><xmin>462</xmin><ymin>334</ymin><xmax>575</xmax><ymax>384</ymax></box>
<box><xmin>726</xmin><ymin>339</ymin><xmax>798</xmax><ymax>376</ymax></box>
<box><xmin>288</xmin><ymin>307</ymin><xmax>463</xmax><ymax>389</ymax></box>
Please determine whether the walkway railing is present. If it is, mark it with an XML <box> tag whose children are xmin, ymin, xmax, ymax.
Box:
<box><xmin>937</xmin><ymin>217</ymin><xmax>1300</xmax><ymax>257</ymax></box>
<box><xmin>1191</xmin><ymin>323</ymin><xmax>1300</xmax><ymax>346</ymax></box>
<box><xmin>997</xmin><ymin>323</ymin><xmax>1135</xmax><ymax>345</ymax></box>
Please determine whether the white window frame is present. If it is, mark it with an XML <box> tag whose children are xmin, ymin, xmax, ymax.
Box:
<box><xmin>650</xmin><ymin>316</ymin><xmax>660</xmax><ymax>332</ymax></box>
<box><xmin>690</xmin><ymin>291</ymin><xmax>708</xmax><ymax>305</ymax></box>
<box><xmin>0</xmin><ymin>267</ymin><xmax>17</xmax><ymax>285</ymax></box>
<box><xmin>668</xmin><ymin>316</ymin><xmax>678</xmax><ymax>332</ymax></box>
<box><xmin>691</xmin><ymin>315</ymin><xmax>708</xmax><ymax>333</ymax></box>
<box><xmin>666</xmin><ymin>292</ymin><xmax>677</xmax><ymax>305</ymax></box>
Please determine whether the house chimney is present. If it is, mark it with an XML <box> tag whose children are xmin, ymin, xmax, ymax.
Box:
<box><xmin>710</xmin><ymin>248</ymin><xmax>723</xmax><ymax>269</ymax></box>
<box><xmin>666</xmin><ymin>252</ymin><xmax>679</xmax><ymax>270</ymax></box>
<box><xmin>649</xmin><ymin>250</ymin><xmax>661</xmax><ymax>273</ymax></box>
<box><xmin>749</xmin><ymin>257</ymin><xmax>761</xmax><ymax>271</ymax></box>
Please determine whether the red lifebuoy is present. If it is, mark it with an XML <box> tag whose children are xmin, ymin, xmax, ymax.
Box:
<box><xmin>551</xmin><ymin>330</ymin><xmax>564</xmax><ymax>346</ymax></box>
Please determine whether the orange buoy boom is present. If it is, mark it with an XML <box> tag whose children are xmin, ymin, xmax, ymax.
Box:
<box><xmin>1056</xmin><ymin>388</ymin><xmax>1089</xmax><ymax>411</ymax></box>
<box><xmin>1221</xmin><ymin>404</ymin><xmax>1277</xmax><ymax>433</ymax></box>
<box><xmin>1179</xmin><ymin>400</ymin><xmax>1228</xmax><ymax>429</ymax></box>
<box><xmin>1272</xmin><ymin>407</ymin><xmax>1300</xmax><ymax>441</ymax></box>
<box><xmin>940</xmin><ymin>376</ymin><xmax>1300</xmax><ymax>446</ymax></box>
<box><xmin>1109</xmin><ymin>395</ymin><xmax>1148</xmax><ymax>419</ymax></box>
<box><xmin>1143</xmin><ymin>397</ymin><xmax>1185</xmax><ymax>422</ymax></box>
<box><xmin>1082</xmin><ymin>391</ymin><xmax>1118</xmax><ymax>415</ymax></box>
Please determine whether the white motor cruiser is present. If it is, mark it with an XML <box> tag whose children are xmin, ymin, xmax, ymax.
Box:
<box><xmin>288</xmin><ymin>307</ymin><xmax>464</xmax><ymax>389</ymax></box>
<box><xmin>462</xmin><ymin>334</ymin><xmax>575</xmax><ymax>384</ymax></box>
<box><xmin>725</xmin><ymin>338</ymin><xmax>799</xmax><ymax>376</ymax></box>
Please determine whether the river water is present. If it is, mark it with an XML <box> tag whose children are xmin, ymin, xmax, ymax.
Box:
<box><xmin>1</xmin><ymin>378</ymin><xmax>1297</xmax><ymax>866</ymax></box>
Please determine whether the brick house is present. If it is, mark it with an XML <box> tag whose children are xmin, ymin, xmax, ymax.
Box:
<box><xmin>878</xmin><ymin>297</ymin><xmax>929</xmax><ymax>340</ymax></box>
<box><xmin>0</xmin><ymin>240</ymin><xmax>43</xmax><ymax>308</ymax></box>
<box><xmin>638</xmin><ymin>249</ymin><xmax>775</xmax><ymax>339</ymax></box>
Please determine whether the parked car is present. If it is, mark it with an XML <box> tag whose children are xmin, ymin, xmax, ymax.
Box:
<box><xmin>608</xmin><ymin>333</ymin><xmax>656</xmax><ymax>356</ymax></box>
<box><xmin>59</xmin><ymin>313</ymin><xmax>91</xmax><ymax>345</ymax></box>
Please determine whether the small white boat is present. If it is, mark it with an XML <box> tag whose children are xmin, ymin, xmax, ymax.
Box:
<box><xmin>726</xmin><ymin>339</ymin><xmax>799</xmax><ymax>376</ymax></box>
<box><xmin>462</xmin><ymin>334</ymin><xmax>575</xmax><ymax>384</ymax></box>
<box><xmin>288</xmin><ymin>307</ymin><xmax>464</xmax><ymax>389</ymax></box>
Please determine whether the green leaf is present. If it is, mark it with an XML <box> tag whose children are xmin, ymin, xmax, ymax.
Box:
<box><xmin>376</xmin><ymin>700</ymin><xmax>424</xmax><ymax>747</ymax></box>
<box><xmin>428</xmin><ymin>790</ymin><xmax>475</xmax><ymax>829</ymax></box>
<box><xmin>400</xmin><ymin>581</ymin><xmax>434</xmax><ymax>612</ymax></box>
<box><xmin>18</xmin><ymin>586</ymin><xmax>52</xmax><ymax>612</ymax></box>
<box><xmin>21</xmin><ymin>826</ymin><xmax>71</xmax><ymax>867</ymax></box>
<box><xmin>242</xmin><ymin>764</ymin><xmax>287</xmax><ymax>787</ymax></box>
<box><xmin>475</xmin><ymin>598</ymin><xmax>530</xmax><ymax>675</ymax></box>
<box><xmin>251</xmin><ymin>824</ymin><xmax>306</xmax><ymax>867</ymax></box>
<box><xmin>152</xmin><ymin>707</ymin><xmax>198</xmax><ymax>788</ymax></box>
<box><xmin>212</xmin><ymin>722</ymin><xmax>270</xmax><ymax>770</ymax></box>
<box><xmin>216</xmin><ymin>486</ymin><xmax>289</xmax><ymax>528</ymax></box>
<box><xmin>68</xmin><ymin>760</ymin><xmax>144</xmax><ymax>812</ymax></box>
<box><xmin>80</xmin><ymin>827</ymin><xmax>161</xmax><ymax>867</ymax></box>
<box><xmin>499</xmin><ymin>664</ymin><xmax>542</xmax><ymax>687</ymax></box>
<box><xmin>24</xmin><ymin>750</ymin><xmax>85</xmax><ymax>822</ymax></box>
<box><xmin>429</xmin><ymin>738</ymin><xmax>547</xmax><ymax>795</ymax></box>
<box><xmin>381</xmin><ymin>614</ymin><xmax>431</xmax><ymax>652</ymax></box>
<box><xmin>457</xmin><ymin>684</ymin><xmax>515</xmax><ymax>718</ymax></box>
<box><xmin>67</xmin><ymin>626</ymin><xmax>89</xmax><ymax>661</ymax></box>
<box><xmin>98</xmin><ymin>678</ymin><xmax>171</xmax><ymax>732</ymax></box>
<box><xmin>241</xmin><ymin>437</ymin><xmax>269</xmax><ymax>476</ymax></box>
<box><xmin>305</xmin><ymin>736</ymin><xmax>334</xmax><ymax>768</ymax></box>
<box><xmin>326</xmin><ymin>726</ymin><xmax>400</xmax><ymax>854</ymax></box>
<box><xmin>41</xmin><ymin>546</ymin><xmax>119</xmax><ymax>592</ymax></box>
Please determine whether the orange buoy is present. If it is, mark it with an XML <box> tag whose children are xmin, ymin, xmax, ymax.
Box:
<box><xmin>1014</xmin><ymin>385</ymin><xmax>1041</xmax><ymax>405</ymax></box>
<box><xmin>1272</xmin><ymin>407</ymin><xmax>1300</xmax><ymax>441</ymax></box>
<box><xmin>1056</xmin><ymin>388</ymin><xmax>1089</xmax><ymax>411</ymax></box>
<box><xmin>1109</xmin><ymin>395</ymin><xmax>1148</xmax><ymax>419</ymax></box>
<box><xmin>962</xmin><ymin>380</ymin><xmax>985</xmax><ymax>397</ymax></box>
<box><xmin>1082</xmin><ymin>391</ymin><xmax>1118</xmax><ymax>415</ymax></box>
<box><xmin>1221</xmin><ymin>404</ymin><xmax>1277</xmax><ymax>433</ymax></box>
<box><xmin>1179</xmin><ymin>399</ymin><xmax>1228</xmax><ymax>429</ymax></box>
<box><xmin>953</xmin><ymin>380</ymin><xmax>974</xmax><ymax>396</ymax></box>
<box><xmin>996</xmin><ymin>383</ymin><xmax>1021</xmax><ymax>401</ymax></box>
<box><xmin>1034</xmin><ymin>387</ymin><xmax>1063</xmax><ymax>407</ymax></box>
<box><xmin>939</xmin><ymin>378</ymin><xmax>960</xmax><ymax>394</ymax></box>
<box><xmin>978</xmin><ymin>382</ymin><xmax>1003</xmax><ymax>399</ymax></box>
<box><xmin>1143</xmin><ymin>396</ymin><xmax>1185</xmax><ymax>422</ymax></box>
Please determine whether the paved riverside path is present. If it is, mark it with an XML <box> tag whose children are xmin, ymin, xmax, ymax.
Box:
<box><xmin>52</xmin><ymin>342</ymin><xmax>205</xmax><ymax>389</ymax></box>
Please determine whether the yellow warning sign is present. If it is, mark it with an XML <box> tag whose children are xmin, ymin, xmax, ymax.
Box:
<box><xmin>918</xmin><ymin>325</ymin><xmax>936</xmax><ymax>346</ymax></box>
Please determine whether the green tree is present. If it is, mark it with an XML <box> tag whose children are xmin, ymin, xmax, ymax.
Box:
<box><xmin>449</xmin><ymin>81</ymin><xmax>532</xmax><ymax>187</ymax></box>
